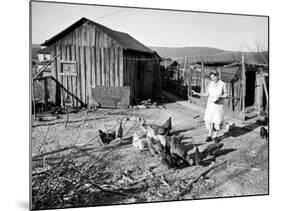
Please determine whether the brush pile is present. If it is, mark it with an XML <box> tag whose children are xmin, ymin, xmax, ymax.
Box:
<box><xmin>32</xmin><ymin>155</ymin><xmax>112</xmax><ymax>210</ymax></box>
<box><xmin>32</xmin><ymin>140</ymin><xmax>147</xmax><ymax>210</ymax></box>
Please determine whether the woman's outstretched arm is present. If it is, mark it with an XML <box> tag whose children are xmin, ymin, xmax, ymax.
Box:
<box><xmin>191</xmin><ymin>89</ymin><xmax>208</xmax><ymax>97</ymax></box>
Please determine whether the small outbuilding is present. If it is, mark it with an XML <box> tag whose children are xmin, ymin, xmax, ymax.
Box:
<box><xmin>188</xmin><ymin>58</ymin><xmax>268</xmax><ymax>120</ymax></box>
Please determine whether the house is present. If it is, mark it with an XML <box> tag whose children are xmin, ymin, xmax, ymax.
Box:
<box><xmin>41</xmin><ymin>17</ymin><xmax>161</xmax><ymax>108</ymax></box>
<box><xmin>35</xmin><ymin>47</ymin><xmax>52</xmax><ymax>77</ymax></box>
<box><xmin>37</xmin><ymin>47</ymin><xmax>51</xmax><ymax>62</ymax></box>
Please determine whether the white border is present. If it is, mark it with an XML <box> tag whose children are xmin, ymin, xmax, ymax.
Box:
<box><xmin>1</xmin><ymin>1</ymin><xmax>279</xmax><ymax>211</ymax></box>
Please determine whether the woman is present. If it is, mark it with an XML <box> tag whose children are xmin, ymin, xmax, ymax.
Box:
<box><xmin>192</xmin><ymin>69</ymin><xmax>228</xmax><ymax>142</ymax></box>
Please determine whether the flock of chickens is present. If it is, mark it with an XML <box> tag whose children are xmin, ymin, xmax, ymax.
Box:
<box><xmin>98</xmin><ymin>117</ymin><xmax>224</xmax><ymax>170</ymax></box>
<box><xmin>134</xmin><ymin>117</ymin><xmax>224</xmax><ymax>169</ymax></box>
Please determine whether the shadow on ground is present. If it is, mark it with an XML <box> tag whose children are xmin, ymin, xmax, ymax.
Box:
<box><xmin>216</xmin><ymin>121</ymin><xmax>266</xmax><ymax>143</ymax></box>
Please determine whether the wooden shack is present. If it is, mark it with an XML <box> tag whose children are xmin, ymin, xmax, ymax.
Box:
<box><xmin>40</xmin><ymin>17</ymin><xmax>161</xmax><ymax>108</ymax></box>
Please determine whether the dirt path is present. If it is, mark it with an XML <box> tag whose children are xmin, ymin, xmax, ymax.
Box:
<box><xmin>32</xmin><ymin>99</ymin><xmax>268</xmax><ymax>207</ymax></box>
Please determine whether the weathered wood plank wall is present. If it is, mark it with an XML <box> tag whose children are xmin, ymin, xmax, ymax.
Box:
<box><xmin>48</xmin><ymin>21</ymin><xmax>161</xmax><ymax>107</ymax></box>
<box><xmin>49</xmin><ymin>22</ymin><xmax>125</xmax><ymax>107</ymax></box>
<box><xmin>123</xmin><ymin>52</ymin><xmax>158</xmax><ymax>100</ymax></box>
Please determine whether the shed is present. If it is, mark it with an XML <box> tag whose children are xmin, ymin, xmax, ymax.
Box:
<box><xmin>40</xmin><ymin>17</ymin><xmax>161</xmax><ymax>108</ymax></box>
<box><xmin>189</xmin><ymin>59</ymin><xmax>268</xmax><ymax>119</ymax></box>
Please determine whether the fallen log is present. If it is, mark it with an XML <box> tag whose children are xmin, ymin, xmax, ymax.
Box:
<box><xmin>172</xmin><ymin>161</ymin><xmax>227</xmax><ymax>200</ymax></box>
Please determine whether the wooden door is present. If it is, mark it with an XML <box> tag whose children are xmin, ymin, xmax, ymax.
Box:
<box><xmin>140</xmin><ymin>61</ymin><xmax>153</xmax><ymax>99</ymax></box>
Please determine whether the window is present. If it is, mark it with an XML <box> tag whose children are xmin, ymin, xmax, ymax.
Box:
<box><xmin>60</xmin><ymin>61</ymin><xmax>77</xmax><ymax>76</ymax></box>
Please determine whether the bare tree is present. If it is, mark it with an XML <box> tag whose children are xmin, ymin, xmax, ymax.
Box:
<box><xmin>243</xmin><ymin>39</ymin><xmax>268</xmax><ymax>64</ymax></box>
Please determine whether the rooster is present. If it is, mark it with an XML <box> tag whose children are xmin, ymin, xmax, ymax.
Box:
<box><xmin>167</xmin><ymin>134</ymin><xmax>191</xmax><ymax>166</ymax></box>
<box><xmin>139</xmin><ymin>117</ymin><xmax>172</xmax><ymax>138</ymax></box>
<box><xmin>98</xmin><ymin>130</ymin><xmax>116</xmax><ymax>145</ymax></box>
<box><xmin>260</xmin><ymin>127</ymin><xmax>268</xmax><ymax>141</ymax></box>
<box><xmin>161</xmin><ymin>144</ymin><xmax>180</xmax><ymax>169</ymax></box>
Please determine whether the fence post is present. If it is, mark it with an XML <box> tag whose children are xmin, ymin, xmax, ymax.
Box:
<box><xmin>241</xmin><ymin>55</ymin><xmax>246</xmax><ymax>121</ymax></box>
<box><xmin>187</xmin><ymin>58</ymin><xmax>192</xmax><ymax>98</ymax></box>
<box><xmin>201</xmin><ymin>61</ymin><xmax>205</xmax><ymax>94</ymax></box>
<box><xmin>44</xmin><ymin>77</ymin><xmax>48</xmax><ymax>110</ymax></box>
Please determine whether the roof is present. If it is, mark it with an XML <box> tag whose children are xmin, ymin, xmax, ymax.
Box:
<box><xmin>196</xmin><ymin>61</ymin><xmax>237</xmax><ymax>66</ymax></box>
<box><xmin>203</xmin><ymin>66</ymin><xmax>241</xmax><ymax>83</ymax></box>
<box><xmin>41</xmin><ymin>17</ymin><xmax>153</xmax><ymax>54</ymax></box>
<box><xmin>191</xmin><ymin>51</ymin><xmax>268</xmax><ymax>66</ymax></box>
<box><xmin>37</xmin><ymin>47</ymin><xmax>52</xmax><ymax>54</ymax></box>
<box><xmin>221</xmin><ymin>66</ymin><xmax>241</xmax><ymax>83</ymax></box>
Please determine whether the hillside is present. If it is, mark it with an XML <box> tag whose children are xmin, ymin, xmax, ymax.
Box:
<box><xmin>32</xmin><ymin>44</ymin><xmax>41</xmax><ymax>60</ymax></box>
<box><xmin>150</xmin><ymin>46</ymin><xmax>225</xmax><ymax>58</ymax></box>
<box><xmin>150</xmin><ymin>46</ymin><xmax>268</xmax><ymax>64</ymax></box>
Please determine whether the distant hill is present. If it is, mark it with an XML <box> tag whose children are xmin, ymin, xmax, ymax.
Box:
<box><xmin>150</xmin><ymin>46</ymin><xmax>268</xmax><ymax>64</ymax></box>
<box><xmin>32</xmin><ymin>44</ymin><xmax>41</xmax><ymax>60</ymax></box>
<box><xmin>150</xmin><ymin>46</ymin><xmax>225</xmax><ymax>58</ymax></box>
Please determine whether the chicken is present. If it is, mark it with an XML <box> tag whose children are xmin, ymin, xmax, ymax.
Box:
<box><xmin>161</xmin><ymin>117</ymin><xmax>172</xmax><ymax>135</ymax></box>
<box><xmin>161</xmin><ymin>144</ymin><xmax>180</xmax><ymax>169</ymax></box>
<box><xmin>193</xmin><ymin>147</ymin><xmax>202</xmax><ymax>166</ymax></box>
<box><xmin>115</xmin><ymin>120</ymin><xmax>123</xmax><ymax>139</ymax></box>
<box><xmin>98</xmin><ymin>130</ymin><xmax>116</xmax><ymax>145</ymax></box>
<box><xmin>147</xmin><ymin>137</ymin><xmax>164</xmax><ymax>157</ymax></box>
<box><xmin>132</xmin><ymin>136</ymin><xmax>148</xmax><ymax>150</ymax></box>
<box><xmin>260</xmin><ymin>127</ymin><xmax>268</xmax><ymax>141</ymax></box>
<box><xmin>156</xmin><ymin>130</ymin><xmax>168</xmax><ymax>146</ymax></box>
<box><xmin>166</xmin><ymin>134</ymin><xmax>191</xmax><ymax>166</ymax></box>
<box><xmin>148</xmin><ymin>140</ymin><xmax>158</xmax><ymax>157</ymax></box>
<box><xmin>139</xmin><ymin>117</ymin><xmax>172</xmax><ymax>138</ymax></box>
<box><xmin>168</xmin><ymin>135</ymin><xmax>186</xmax><ymax>159</ymax></box>
<box><xmin>202</xmin><ymin>143</ymin><xmax>224</xmax><ymax>157</ymax></box>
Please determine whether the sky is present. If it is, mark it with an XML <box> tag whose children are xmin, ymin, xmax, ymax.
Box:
<box><xmin>31</xmin><ymin>1</ymin><xmax>268</xmax><ymax>52</ymax></box>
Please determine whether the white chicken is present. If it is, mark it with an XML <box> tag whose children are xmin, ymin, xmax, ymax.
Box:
<box><xmin>132</xmin><ymin>130</ymin><xmax>148</xmax><ymax>150</ymax></box>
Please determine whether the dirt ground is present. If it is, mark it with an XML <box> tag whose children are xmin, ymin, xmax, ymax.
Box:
<box><xmin>31</xmin><ymin>99</ymin><xmax>269</xmax><ymax>208</ymax></box>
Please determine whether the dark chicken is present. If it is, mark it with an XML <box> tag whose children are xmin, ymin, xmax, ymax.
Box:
<box><xmin>161</xmin><ymin>144</ymin><xmax>180</xmax><ymax>169</ymax></box>
<box><xmin>98</xmin><ymin>130</ymin><xmax>116</xmax><ymax>145</ymax></box>
<box><xmin>161</xmin><ymin>117</ymin><xmax>172</xmax><ymax>135</ymax></box>
<box><xmin>202</xmin><ymin>143</ymin><xmax>224</xmax><ymax>157</ymax></box>
<box><xmin>193</xmin><ymin>147</ymin><xmax>202</xmax><ymax>166</ymax></box>
<box><xmin>260</xmin><ymin>127</ymin><xmax>268</xmax><ymax>141</ymax></box>
<box><xmin>167</xmin><ymin>134</ymin><xmax>191</xmax><ymax>166</ymax></box>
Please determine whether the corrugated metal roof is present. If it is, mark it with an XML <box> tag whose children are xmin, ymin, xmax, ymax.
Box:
<box><xmin>221</xmin><ymin>66</ymin><xmax>241</xmax><ymax>83</ymax></box>
<box><xmin>41</xmin><ymin>17</ymin><xmax>153</xmax><ymax>54</ymax></box>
